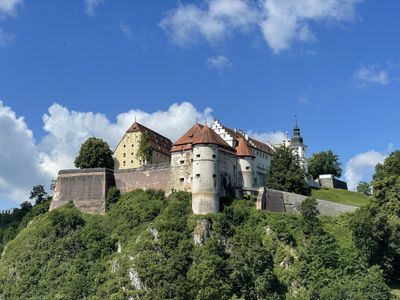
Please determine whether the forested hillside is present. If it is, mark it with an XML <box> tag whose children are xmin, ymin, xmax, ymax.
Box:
<box><xmin>0</xmin><ymin>189</ymin><xmax>392</xmax><ymax>299</ymax></box>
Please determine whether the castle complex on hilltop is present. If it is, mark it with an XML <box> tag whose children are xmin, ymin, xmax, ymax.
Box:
<box><xmin>51</xmin><ymin>118</ymin><xmax>312</xmax><ymax>215</ymax></box>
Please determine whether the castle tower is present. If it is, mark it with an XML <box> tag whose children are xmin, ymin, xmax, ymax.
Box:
<box><xmin>290</xmin><ymin>118</ymin><xmax>308</xmax><ymax>171</ymax></box>
<box><xmin>191</xmin><ymin>124</ymin><xmax>227</xmax><ymax>214</ymax></box>
<box><xmin>236</xmin><ymin>137</ymin><xmax>255</xmax><ymax>190</ymax></box>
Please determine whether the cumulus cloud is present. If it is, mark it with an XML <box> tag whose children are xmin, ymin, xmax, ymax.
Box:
<box><xmin>0</xmin><ymin>101</ymin><xmax>213</xmax><ymax>207</ymax></box>
<box><xmin>344</xmin><ymin>150</ymin><xmax>387</xmax><ymax>190</ymax></box>
<box><xmin>160</xmin><ymin>0</ymin><xmax>362</xmax><ymax>53</ymax></box>
<box><xmin>0</xmin><ymin>101</ymin><xmax>52</xmax><ymax>206</ymax></box>
<box><xmin>0</xmin><ymin>0</ymin><xmax>23</xmax><ymax>17</ymax></box>
<box><xmin>207</xmin><ymin>55</ymin><xmax>232</xmax><ymax>71</ymax></box>
<box><xmin>160</xmin><ymin>0</ymin><xmax>258</xmax><ymax>46</ymax></box>
<box><xmin>84</xmin><ymin>0</ymin><xmax>103</xmax><ymax>16</ymax></box>
<box><xmin>353</xmin><ymin>65</ymin><xmax>390</xmax><ymax>87</ymax></box>
<box><xmin>248</xmin><ymin>130</ymin><xmax>288</xmax><ymax>145</ymax></box>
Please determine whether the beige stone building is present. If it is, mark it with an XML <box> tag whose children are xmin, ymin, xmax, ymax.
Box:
<box><xmin>114</xmin><ymin>121</ymin><xmax>172</xmax><ymax>170</ymax></box>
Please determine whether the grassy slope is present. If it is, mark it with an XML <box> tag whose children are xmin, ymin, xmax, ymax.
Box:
<box><xmin>311</xmin><ymin>188</ymin><xmax>371</xmax><ymax>207</ymax></box>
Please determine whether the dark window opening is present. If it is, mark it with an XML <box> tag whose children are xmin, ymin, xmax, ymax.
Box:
<box><xmin>179</xmin><ymin>178</ymin><xmax>184</xmax><ymax>183</ymax></box>
<box><xmin>180</xmin><ymin>160</ymin><xmax>185</xmax><ymax>164</ymax></box>
<box><xmin>246</xmin><ymin>166</ymin><xmax>250</xmax><ymax>170</ymax></box>
<box><xmin>196</xmin><ymin>174</ymin><xmax>200</xmax><ymax>178</ymax></box>
<box><xmin>212</xmin><ymin>154</ymin><xmax>216</xmax><ymax>159</ymax></box>
<box><xmin>196</xmin><ymin>154</ymin><xmax>200</xmax><ymax>158</ymax></box>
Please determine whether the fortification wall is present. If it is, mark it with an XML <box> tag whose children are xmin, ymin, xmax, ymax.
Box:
<box><xmin>318</xmin><ymin>175</ymin><xmax>348</xmax><ymax>190</ymax></box>
<box><xmin>114</xmin><ymin>164</ymin><xmax>175</xmax><ymax>194</ymax></box>
<box><xmin>257</xmin><ymin>188</ymin><xmax>357</xmax><ymax>216</ymax></box>
<box><xmin>49</xmin><ymin>169</ymin><xmax>114</xmax><ymax>215</ymax></box>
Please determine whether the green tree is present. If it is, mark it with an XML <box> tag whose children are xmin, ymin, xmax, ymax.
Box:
<box><xmin>308</xmin><ymin>150</ymin><xmax>342</xmax><ymax>179</ymax></box>
<box><xmin>106</xmin><ymin>187</ymin><xmax>121</xmax><ymax>209</ymax></box>
<box><xmin>372</xmin><ymin>150</ymin><xmax>400</xmax><ymax>205</ymax></box>
<box><xmin>136</xmin><ymin>132</ymin><xmax>153</xmax><ymax>164</ymax></box>
<box><xmin>29</xmin><ymin>185</ymin><xmax>48</xmax><ymax>205</ymax></box>
<box><xmin>300</xmin><ymin>197</ymin><xmax>321</xmax><ymax>236</ymax></box>
<box><xmin>266</xmin><ymin>146</ymin><xmax>310</xmax><ymax>195</ymax></box>
<box><xmin>357</xmin><ymin>181</ymin><xmax>372</xmax><ymax>196</ymax></box>
<box><xmin>74</xmin><ymin>137</ymin><xmax>114</xmax><ymax>169</ymax></box>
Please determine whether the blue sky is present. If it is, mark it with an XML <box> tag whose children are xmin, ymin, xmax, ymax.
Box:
<box><xmin>0</xmin><ymin>0</ymin><xmax>399</xmax><ymax>209</ymax></box>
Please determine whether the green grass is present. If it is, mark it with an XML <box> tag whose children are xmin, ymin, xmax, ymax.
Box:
<box><xmin>311</xmin><ymin>188</ymin><xmax>371</xmax><ymax>207</ymax></box>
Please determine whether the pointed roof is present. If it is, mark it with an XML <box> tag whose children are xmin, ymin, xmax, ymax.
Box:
<box><xmin>124</xmin><ymin>121</ymin><xmax>172</xmax><ymax>155</ymax></box>
<box><xmin>236</xmin><ymin>137</ymin><xmax>254</xmax><ymax>157</ymax></box>
<box><xmin>173</xmin><ymin>123</ymin><xmax>204</xmax><ymax>146</ymax></box>
<box><xmin>171</xmin><ymin>123</ymin><xmax>234</xmax><ymax>153</ymax></box>
<box><xmin>192</xmin><ymin>124</ymin><xmax>231</xmax><ymax>148</ymax></box>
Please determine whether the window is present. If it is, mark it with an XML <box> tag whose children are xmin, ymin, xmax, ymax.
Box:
<box><xmin>196</xmin><ymin>154</ymin><xmax>200</xmax><ymax>158</ymax></box>
<box><xmin>131</xmin><ymin>160</ymin><xmax>133</xmax><ymax>163</ymax></box>
<box><xmin>180</xmin><ymin>160</ymin><xmax>185</xmax><ymax>164</ymax></box>
<box><xmin>131</xmin><ymin>153</ymin><xmax>134</xmax><ymax>156</ymax></box>
<box><xmin>123</xmin><ymin>145</ymin><xmax>126</xmax><ymax>148</ymax></box>
<box><xmin>123</xmin><ymin>153</ymin><xmax>126</xmax><ymax>157</ymax></box>
<box><xmin>132</xmin><ymin>144</ymin><xmax>134</xmax><ymax>147</ymax></box>
<box><xmin>123</xmin><ymin>161</ymin><xmax>126</xmax><ymax>166</ymax></box>
<box><xmin>212</xmin><ymin>154</ymin><xmax>216</xmax><ymax>159</ymax></box>
<box><xmin>195</xmin><ymin>174</ymin><xmax>200</xmax><ymax>178</ymax></box>
<box><xmin>179</xmin><ymin>178</ymin><xmax>184</xmax><ymax>183</ymax></box>
<box><xmin>213</xmin><ymin>174</ymin><xmax>216</xmax><ymax>178</ymax></box>
<box><xmin>246</xmin><ymin>166</ymin><xmax>250</xmax><ymax>170</ymax></box>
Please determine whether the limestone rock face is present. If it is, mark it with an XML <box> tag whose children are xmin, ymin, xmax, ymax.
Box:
<box><xmin>193</xmin><ymin>219</ymin><xmax>212</xmax><ymax>246</ymax></box>
<box><xmin>129</xmin><ymin>268</ymin><xmax>145</xmax><ymax>291</ymax></box>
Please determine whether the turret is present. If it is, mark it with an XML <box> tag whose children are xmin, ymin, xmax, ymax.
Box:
<box><xmin>236</xmin><ymin>137</ymin><xmax>255</xmax><ymax>190</ymax></box>
<box><xmin>191</xmin><ymin>124</ymin><xmax>227</xmax><ymax>214</ymax></box>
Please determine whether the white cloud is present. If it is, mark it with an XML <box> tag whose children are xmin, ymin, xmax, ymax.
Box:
<box><xmin>0</xmin><ymin>101</ymin><xmax>214</xmax><ymax>207</ymax></box>
<box><xmin>160</xmin><ymin>0</ymin><xmax>362</xmax><ymax>53</ymax></box>
<box><xmin>260</xmin><ymin>0</ymin><xmax>360</xmax><ymax>53</ymax></box>
<box><xmin>0</xmin><ymin>101</ymin><xmax>52</xmax><ymax>206</ymax></box>
<box><xmin>0</xmin><ymin>27</ymin><xmax>14</xmax><ymax>46</ymax></box>
<box><xmin>248</xmin><ymin>130</ymin><xmax>288</xmax><ymax>145</ymax></box>
<box><xmin>207</xmin><ymin>55</ymin><xmax>232</xmax><ymax>71</ymax></box>
<box><xmin>119</xmin><ymin>21</ymin><xmax>133</xmax><ymax>39</ymax></box>
<box><xmin>84</xmin><ymin>0</ymin><xmax>103</xmax><ymax>16</ymax></box>
<box><xmin>344</xmin><ymin>150</ymin><xmax>387</xmax><ymax>190</ymax></box>
<box><xmin>353</xmin><ymin>65</ymin><xmax>389</xmax><ymax>87</ymax></box>
<box><xmin>160</xmin><ymin>0</ymin><xmax>258</xmax><ymax>46</ymax></box>
<box><xmin>0</xmin><ymin>0</ymin><xmax>23</xmax><ymax>17</ymax></box>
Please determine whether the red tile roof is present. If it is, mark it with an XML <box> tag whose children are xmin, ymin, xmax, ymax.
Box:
<box><xmin>236</xmin><ymin>137</ymin><xmax>254</xmax><ymax>157</ymax></box>
<box><xmin>172</xmin><ymin>123</ymin><xmax>234</xmax><ymax>153</ymax></box>
<box><xmin>127</xmin><ymin>122</ymin><xmax>172</xmax><ymax>156</ymax></box>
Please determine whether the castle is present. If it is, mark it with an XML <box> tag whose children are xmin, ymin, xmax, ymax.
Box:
<box><xmin>50</xmin><ymin>119</ymin><xmax>310</xmax><ymax>215</ymax></box>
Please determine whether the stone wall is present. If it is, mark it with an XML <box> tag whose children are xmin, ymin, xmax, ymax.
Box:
<box><xmin>318</xmin><ymin>174</ymin><xmax>348</xmax><ymax>190</ymax></box>
<box><xmin>49</xmin><ymin>169</ymin><xmax>115</xmax><ymax>215</ymax></box>
<box><xmin>257</xmin><ymin>188</ymin><xmax>357</xmax><ymax>216</ymax></box>
<box><xmin>114</xmin><ymin>164</ymin><xmax>175</xmax><ymax>194</ymax></box>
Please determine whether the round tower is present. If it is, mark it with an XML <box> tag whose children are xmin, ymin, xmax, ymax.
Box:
<box><xmin>236</xmin><ymin>137</ymin><xmax>255</xmax><ymax>190</ymax></box>
<box><xmin>192</xmin><ymin>143</ymin><xmax>219</xmax><ymax>214</ymax></box>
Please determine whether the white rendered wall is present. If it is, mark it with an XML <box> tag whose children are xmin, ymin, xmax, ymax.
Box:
<box><xmin>238</xmin><ymin>157</ymin><xmax>254</xmax><ymax>189</ymax></box>
<box><xmin>192</xmin><ymin>145</ymin><xmax>219</xmax><ymax>214</ymax></box>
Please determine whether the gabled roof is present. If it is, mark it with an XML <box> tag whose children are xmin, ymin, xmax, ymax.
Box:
<box><xmin>236</xmin><ymin>137</ymin><xmax>255</xmax><ymax>157</ymax></box>
<box><xmin>125</xmin><ymin>121</ymin><xmax>172</xmax><ymax>156</ymax></box>
<box><xmin>171</xmin><ymin>123</ymin><xmax>234</xmax><ymax>153</ymax></box>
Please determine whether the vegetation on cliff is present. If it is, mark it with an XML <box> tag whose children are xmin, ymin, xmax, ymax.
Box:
<box><xmin>0</xmin><ymin>189</ymin><xmax>393</xmax><ymax>299</ymax></box>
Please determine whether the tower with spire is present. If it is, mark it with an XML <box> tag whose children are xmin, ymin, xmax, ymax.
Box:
<box><xmin>289</xmin><ymin>116</ymin><xmax>308</xmax><ymax>171</ymax></box>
